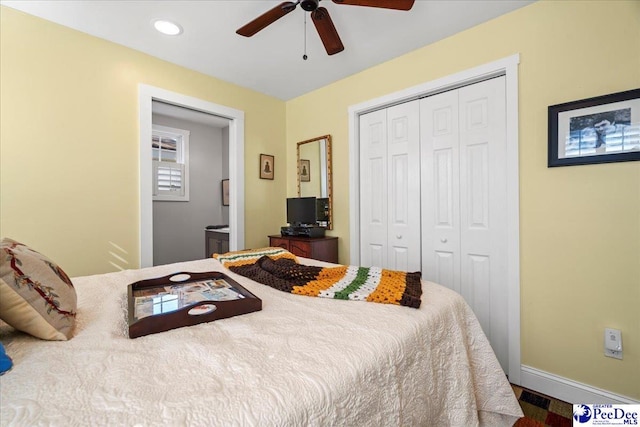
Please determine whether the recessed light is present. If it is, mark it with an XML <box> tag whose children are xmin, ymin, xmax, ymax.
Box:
<box><xmin>154</xmin><ymin>20</ymin><xmax>182</xmax><ymax>36</ymax></box>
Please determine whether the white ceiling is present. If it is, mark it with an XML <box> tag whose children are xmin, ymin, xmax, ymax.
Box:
<box><xmin>2</xmin><ymin>0</ymin><xmax>534</xmax><ymax>101</ymax></box>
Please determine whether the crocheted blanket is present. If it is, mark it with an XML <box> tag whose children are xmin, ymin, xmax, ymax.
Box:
<box><xmin>214</xmin><ymin>247</ymin><xmax>422</xmax><ymax>308</ymax></box>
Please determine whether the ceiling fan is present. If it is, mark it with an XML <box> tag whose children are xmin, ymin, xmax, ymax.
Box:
<box><xmin>236</xmin><ymin>0</ymin><xmax>415</xmax><ymax>56</ymax></box>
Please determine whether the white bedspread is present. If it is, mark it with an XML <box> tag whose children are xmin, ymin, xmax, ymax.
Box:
<box><xmin>0</xmin><ymin>257</ymin><xmax>523</xmax><ymax>426</ymax></box>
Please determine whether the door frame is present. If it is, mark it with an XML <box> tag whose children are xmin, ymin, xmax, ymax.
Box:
<box><xmin>138</xmin><ymin>84</ymin><xmax>245</xmax><ymax>268</ymax></box>
<box><xmin>347</xmin><ymin>54</ymin><xmax>521</xmax><ymax>383</ymax></box>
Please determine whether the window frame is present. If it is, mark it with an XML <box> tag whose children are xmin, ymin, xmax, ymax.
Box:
<box><xmin>152</xmin><ymin>124</ymin><xmax>190</xmax><ymax>202</ymax></box>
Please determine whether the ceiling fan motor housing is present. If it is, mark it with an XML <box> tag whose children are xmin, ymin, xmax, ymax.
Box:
<box><xmin>300</xmin><ymin>0</ymin><xmax>320</xmax><ymax>12</ymax></box>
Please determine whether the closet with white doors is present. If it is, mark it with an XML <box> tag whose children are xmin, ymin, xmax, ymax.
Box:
<box><xmin>359</xmin><ymin>100</ymin><xmax>421</xmax><ymax>272</ymax></box>
<box><xmin>359</xmin><ymin>76</ymin><xmax>509</xmax><ymax>372</ymax></box>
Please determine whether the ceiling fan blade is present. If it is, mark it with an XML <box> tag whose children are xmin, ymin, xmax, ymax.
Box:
<box><xmin>311</xmin><ymin>7</ymin><xmax>344</xmax><ymax>56</ymax></box>
<box><xmin>236</xmin><ymin>2</ymin><xmax>298</xmax><ymax>37</ymax></box>
<box><xmin>331</xmin><ymin>0</ymin><xmax>415</xmax><ymax>11</ymax></box>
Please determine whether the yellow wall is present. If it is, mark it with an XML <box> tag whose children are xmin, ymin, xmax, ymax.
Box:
<box><xmin>1</xmin><ymin>0</ymin><xmax>638</xmax><ymax>401</ymax></box>
<box><xmin>0</xmin><ymin>6</ymin><xmax>287</xmax><ymax>276</ymax></box>
<box><xmin>286</xmin><ymin>0</ymin><xmax>640</xmax><ymax>399</ymax></box>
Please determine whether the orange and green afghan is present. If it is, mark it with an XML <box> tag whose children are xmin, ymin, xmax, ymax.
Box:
<box><xmin>215</xmin><ymin>247</ymin><xmax>422</xmax><ymax>308</ymax></box>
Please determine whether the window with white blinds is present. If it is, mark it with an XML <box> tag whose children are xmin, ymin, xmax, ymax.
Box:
<box><xmin>152</xmin><ymin>125</ymin><xmax>190</xmax><ymax>201</ymax></box>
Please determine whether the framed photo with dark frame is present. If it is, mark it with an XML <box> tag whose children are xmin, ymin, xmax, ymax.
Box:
<box><xmin>260</xmin><ymin>154</ymin><xmax>274</xmax><ymax>180</ymax></box>
<box><xmin>299</xmin><ymin>159</ymin><xmax>310</xmax><ymax>182</ymax></box>
<box><xmin>548</xmin><ymin>88</ymin><xmax>640</xmax><ymax>167</ymax></box>
<box><xmin>221</xmin><ymin>179</ymin><xmax>229</xmax><ymax>206</ymax></box>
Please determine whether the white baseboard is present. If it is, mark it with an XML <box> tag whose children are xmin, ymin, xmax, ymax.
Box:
<box><xmin>520</xmin><ymin>365</ymin><xmax>639</xmax><ymax>405</ymax></box>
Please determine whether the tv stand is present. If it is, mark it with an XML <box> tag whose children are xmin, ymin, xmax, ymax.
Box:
<box><xmin>269</xmin><ymin>235</ymin><xmax>338</xmax><ymax>264</ymax></box>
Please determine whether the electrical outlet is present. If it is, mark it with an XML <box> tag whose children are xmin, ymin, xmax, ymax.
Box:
<box><xmin>604</xmin><ymin>328</ymin><xmax>623</xmax><ymax>360</ymax></box>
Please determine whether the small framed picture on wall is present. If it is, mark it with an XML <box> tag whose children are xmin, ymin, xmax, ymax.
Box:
<box><xmin>260</xmin><ymin>154</ymin><xmax>274</xmax><ymax>180</ymax></box>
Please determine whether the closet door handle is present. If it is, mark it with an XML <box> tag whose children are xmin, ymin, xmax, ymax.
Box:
<box><xmin>396</xmin><ymin>235</ymin><xmax>402</xmax><ymax>239</ymax></box>
<box><xmin>440</xmin><ymin>238</ymin><xmax>448</xmax><ymax>243</ymax></box>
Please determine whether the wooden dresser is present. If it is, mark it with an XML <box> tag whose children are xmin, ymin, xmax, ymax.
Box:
<box><xmin>268</xmin><ymin>235</ymin><xmax>338</xmax><ymax>263</ymax></box>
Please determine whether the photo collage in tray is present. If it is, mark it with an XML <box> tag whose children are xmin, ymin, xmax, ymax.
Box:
<box><xmin>133</xmin><ymin>278</ymin><xmax>245</xmax><ymax>320</ymax></box>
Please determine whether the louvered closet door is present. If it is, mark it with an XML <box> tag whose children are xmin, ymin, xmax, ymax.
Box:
<box><xmin>420</xmin><ymin>76</ymin><xmax>509</xmax><ymax>372</ymax></box>
<box><xmin>360</xmin><ymin>101</ymin><xmax>421</xmax><ymax>271</ymax></box>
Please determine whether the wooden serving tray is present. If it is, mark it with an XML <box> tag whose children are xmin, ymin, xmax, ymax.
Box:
<box><xmin>127</xmin><ymin>271</ymin><xmax>262</xmax><ymax>338</ymax></box>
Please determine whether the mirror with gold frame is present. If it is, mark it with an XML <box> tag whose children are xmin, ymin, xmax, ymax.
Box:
<box><xmin>297</xmin><ymin>135</ymin><xmax>332</xmax><ymax>230</ymax></box>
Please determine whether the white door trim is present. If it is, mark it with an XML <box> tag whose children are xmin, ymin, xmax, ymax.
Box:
<box><xmin>138</xmin><ymin>84</ymin><xmax>245</xmax><ymax>268</ymax></box>
<box><xmin>348</xmin><ymin>54</ymin><xmax>521</xmax><ymax>383</ymax></box>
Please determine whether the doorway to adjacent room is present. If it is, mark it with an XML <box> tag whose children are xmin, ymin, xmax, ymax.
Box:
<box><xmin>138</xmin><ymin>85</ymin><xmax>245</xmax><ymax>268</ymax></box>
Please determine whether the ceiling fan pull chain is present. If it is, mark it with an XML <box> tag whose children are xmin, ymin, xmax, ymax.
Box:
<box><xmin>303</xmin><ymin>13</ymin><xmax>308</xmax><ymax>60</ymax></box>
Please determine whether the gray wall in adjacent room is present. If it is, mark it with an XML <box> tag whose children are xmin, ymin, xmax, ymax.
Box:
<box><xmin>152</xmin><ymin>113</ymin><xmax>228</xmax><ymax>266</ymax></box>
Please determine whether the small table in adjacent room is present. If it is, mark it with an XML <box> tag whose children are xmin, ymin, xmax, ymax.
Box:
<box><xmin>268</xmin><ymin>235</ymin><xmax>338</xmax><ymax>264</ymax></box>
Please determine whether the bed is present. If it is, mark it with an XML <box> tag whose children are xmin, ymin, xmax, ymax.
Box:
<box><xmin>0</xmin><ymin>245</ymin><xmax>523</xmax><ymax>426</ymax></box>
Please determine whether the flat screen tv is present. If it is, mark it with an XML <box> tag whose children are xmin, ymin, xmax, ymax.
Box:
<box><xmin>287</xmin><ymin>197</ymin><xmax>317</xmax><ymax>226</ymax></box>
